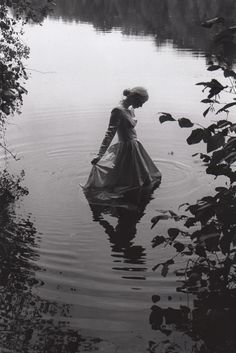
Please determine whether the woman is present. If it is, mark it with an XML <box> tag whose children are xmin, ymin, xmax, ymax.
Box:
<box><xmin>83</xmin><ymin>86</ymin><xmax>161</xmax><ymax>200</ymax></box>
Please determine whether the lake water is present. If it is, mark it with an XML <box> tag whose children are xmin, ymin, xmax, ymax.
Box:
<box><xmin>2</xmin><ymin>2</ymin><xmax>236</xmax><ymax>352</ymax></box>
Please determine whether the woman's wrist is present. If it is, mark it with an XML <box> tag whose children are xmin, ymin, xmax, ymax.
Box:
<box><xmin>91</xmin><ymin>154</ymin><xmax>102</xmax><ymax>165</ymax></box>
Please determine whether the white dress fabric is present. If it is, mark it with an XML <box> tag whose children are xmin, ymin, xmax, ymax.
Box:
<box><xmin>83</xmin><ymin>106</ymin><xmax>161</xmax><ymax>203</ymax></box>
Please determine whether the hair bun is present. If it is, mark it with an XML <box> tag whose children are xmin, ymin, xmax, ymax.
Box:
<box><xmin>123</xmin><ymin>89</ymin><xmax>131</xmax><ymax>97</ymax></box>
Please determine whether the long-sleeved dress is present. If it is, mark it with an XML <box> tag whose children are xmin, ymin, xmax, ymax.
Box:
<box><xmin>83</xmin><ymin>106</ymin><xmax>161</xmax><ymax>201</ymax></box>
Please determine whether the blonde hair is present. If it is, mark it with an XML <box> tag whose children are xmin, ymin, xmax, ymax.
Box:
<box><xmin>123</xmin><ymin>86</ymin><xmax>149</xmax><ymax>101</ymax></box>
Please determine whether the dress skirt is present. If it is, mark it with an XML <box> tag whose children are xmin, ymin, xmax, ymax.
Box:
<box><xmin>83</xmin><ymin>139</ymin><xmax>161</xmax><ymax>204</ymax></box>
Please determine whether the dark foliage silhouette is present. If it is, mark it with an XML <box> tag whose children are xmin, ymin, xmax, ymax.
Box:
<box><xmin>0</xmin><ymin>174</ymin><xmax>103</xmax><ymax>353</ymax></box>
<box><xmin>150</xmin><ymin>49</ymin><xmax>236</xmax><ymax>352</ymax></box>
<box><xmin>0</xmin><ymin>3</ymin><xmax>103</xmax><ymax>352</ymax></box>
<box><xmin>0</xmin><ymin>1</ymin><xmax>54</xmax><ymax>157</ymax></box>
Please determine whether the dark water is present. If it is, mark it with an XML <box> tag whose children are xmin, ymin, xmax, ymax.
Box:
<box><xmin>1</xmin><ymin>1</ymin><xmax>236</xmax><ymax>352</ymax></box>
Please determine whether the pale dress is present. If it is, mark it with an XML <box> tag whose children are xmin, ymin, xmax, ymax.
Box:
<box><xmin>83</xmin><ymin>106</ymin><xmax>161</xmax><ymax>203</ymax></box>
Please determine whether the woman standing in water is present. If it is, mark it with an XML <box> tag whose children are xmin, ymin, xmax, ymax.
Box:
<box><xmin>84</xmin><ymin>86</ymin><xmax>161</xmax><ymax>198</ymax></box>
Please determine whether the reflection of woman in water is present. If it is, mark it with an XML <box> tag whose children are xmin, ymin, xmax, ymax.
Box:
<box><xmin>83</xmin><ymin>86</ymin><xmax>161</xmax><ymax>201</ymax></box>
<box><xmin>88</xmin><ymin>187</ymin><xmax>157</xmax><ymax>275</ymax></box>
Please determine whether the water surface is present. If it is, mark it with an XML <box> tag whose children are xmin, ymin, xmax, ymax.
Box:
<box><xmin>2</xmin><ymin>2</ymin><xmax>236</xmax><ymax>352</ymax></box>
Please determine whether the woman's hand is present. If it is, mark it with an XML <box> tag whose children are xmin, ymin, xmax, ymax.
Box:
<box><xmin>91</xmin><ymin>156</ymin><xmax>101</xmax><ymax>165</ymax></box>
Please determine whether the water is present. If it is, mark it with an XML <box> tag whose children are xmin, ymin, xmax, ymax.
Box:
<box><xmin>2</xmin><ymin>2</ymin><xmax>236</xmax><ymax>352</ymax></box>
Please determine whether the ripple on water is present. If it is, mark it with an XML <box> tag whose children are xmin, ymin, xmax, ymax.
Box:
<box><xmin>153</xmin><ymin>158</ymin><xmax>205</xmax><ymax>201</ymax></box>
<box><xmin>2</xmin><ymin>109</ymin><xmax>203</xmax><ymax>334</ymax></box>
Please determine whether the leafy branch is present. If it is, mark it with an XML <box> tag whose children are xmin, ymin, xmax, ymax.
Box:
<box><xmin>0</xmin><ymin>1</ymin><xmax>54</xmax><ymax>157</ymax></box>
<box><xmin>154</xmin><ymin>64</ymin><xmax>236</xmax><ymax>296</ymax></box>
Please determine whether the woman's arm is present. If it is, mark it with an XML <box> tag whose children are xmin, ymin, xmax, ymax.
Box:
<box><xmin>91</xmin><ymin>108</ymin><xmax>122</xmax><ymax>164</ymax></box>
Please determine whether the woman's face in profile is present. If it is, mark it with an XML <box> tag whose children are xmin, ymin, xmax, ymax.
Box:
<box><xmin>131</xmin><ymin>94</ymin><xmax>147</xmax><ymax>109</ymax></box>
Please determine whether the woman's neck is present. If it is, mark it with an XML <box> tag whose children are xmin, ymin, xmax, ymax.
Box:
<box><xmin>121</xmin><ymin>99</ymin><xmax>131</xmax><ymax>109</ymax></box>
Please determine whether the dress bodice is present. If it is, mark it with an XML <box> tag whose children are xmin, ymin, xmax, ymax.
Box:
<box><xmin>97</xmin><ymin>106</ymin><xmax>137</xmax><ymax>157</ymax></box>
<box><xmin>116</xmin><ymin>107</ymin><xmax>137</xmax><ymax>142</ymax></box>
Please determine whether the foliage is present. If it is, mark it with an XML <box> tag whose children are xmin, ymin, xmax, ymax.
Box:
<box><xmin>0</xmin><ymin>0</ymin><xmax>53</xmax><ymax>210</ymax></box>
<box><xmin>151</xmin><ymin>62</ymin><xmax>236</xmax><ymax>353</ymax></box>
<box><xmin>0</xmin><ymin>169</ymin><xmax>28</xmax><ymax>207</ymax></box>
<box><xmin>155</xmin><ymin>64</ymin><xmax>236</xmax><ymax>294</ymax></box>
<box><xmin>0</xmin><ymin>1</ymin><xmax>54</xmax><ymax>140</ymax></box>
<box><xmin>0</xmin><ymin>173</ymin><xmax>103</xmax><ymax>353</ymax></box>
<box><xmin>0</xmin><ymin>4</ymin><xmax>106</xmax><ymax>352</ymax></box>
<box><xmin>149</xmin><ymin>290</ymin><xmax>236</xmax><ymax>353</ymax></box>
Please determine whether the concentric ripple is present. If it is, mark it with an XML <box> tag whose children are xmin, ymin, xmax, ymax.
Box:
<box><xmin>153</xmin><ymin>158</ymin><xmax>205</xmax><ymax>201</ymax></box>
<box><xmin>1</xmin><ymin>105</ymin><xmax>209</xmax><ymax>335</ymax></box>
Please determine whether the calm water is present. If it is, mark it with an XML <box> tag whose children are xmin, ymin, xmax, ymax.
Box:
<box><xmin>2</xmin><ymin>2</ymin><xmax>236</xmax><ymax>352</ymax></box>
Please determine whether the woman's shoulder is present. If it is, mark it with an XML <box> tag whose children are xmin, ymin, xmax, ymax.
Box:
<box><xmin>111</xmin><ymin>105</ymin><xmax>134</xmax><ymax>118</ymax></box>
<box><xmin>111</xmin><ymin>105</ymin><xmax>125</xmax><ymax>115</ymax></box>
<box><xmin>110</xmin><ymin>106</ymin><xmax>126</xmax><ymax>122</ymax></box>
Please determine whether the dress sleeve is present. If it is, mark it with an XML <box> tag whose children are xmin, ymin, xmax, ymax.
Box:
<box><xmin>97</xmin><ymin>108</ymin><xmax>122</xmax><ymax>157</ymax></box>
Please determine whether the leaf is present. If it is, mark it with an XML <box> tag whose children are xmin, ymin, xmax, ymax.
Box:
<box><xmin>152</xmin><ymin>235</ymin><xmax>166</xmax><ymax>247</ymax></box>
<box><xmin>178</xmin><ymin>118</ymin><xmax>194</xmax><ymax>128</ymax></box>
<box><xmin>207</xmin><ymin>132</ymin><xmax>225</xmax><ymax>153</ymax></box>
<box><xmin>152</xmin><ymin>295</ymin><xmax>161</xmax><ymax>303</ymax></box>
<box><xmin>201</xmin><ymin>99</ymin><xmax>215</xmax><ymax>103</ymax></box>
<box><xmin>230</xmin><ymin>124</ymin><xmax>236</xmax><ymax>133</ymax></box>
<box><xmin>188</xmin><ymin>200</ymin><xmax>215</xmax><ymax>224</ymax></box>
<box><xmin>151</xmin><ymin>214</ymin><xmax>169</xmax><ymax>229</ymax></box>
<box><xmin>209</xmin><ymin>79</ymin><xmax>225</xmax><ymax>89</ymax></box>
<box><xmin>224</xmin><ymin>151</ymin><xmax>236</xmax><ymax>164</ymax></box>
<box><xmin>206</xmin><ymin>123</ymin><xmax>217</xmax><ymax>133</ymax></box>
<box><xmin>215</xmin><ymin>187</ymin><xmax>228</xmax><ymax>192</ymax></box>
<box><xmin>159</xmin><ymin>113</ymin><xmax>176</xmax><ymax>124</ymax></box>
<box><xmin>200</xmin><ymin>153</ymin><xmax>211</xmax><ymax>163</ymax></box>
<box><xmin>203</xmin><ymin>130</ymin><xmax>212</xmax><ymax>143</ymax></box>
<box><xmin>224</xmin><ymin>69</ymin><xmax>236</xmax><ymax>78</ymax></box>
<box><xmin>196</xmin><ymin>81</ymin><xmax>211</xmax><ymax>86</ymax></box>
<box><xmin>168</xmin><ymin>228</ymin><xmax>179</xmax><ymax>240</ymax></box>
<box><xmin>224</xmin><ymin>137</ymin><xmax>236</xmax><ymax>149</ymax></box>
<box><xmin>201</xmin><ymin>196</ymin><xmax>215</xmax><ymax>203</ymax></box>
<box><xmin>207</xmin><ymin>65</ymin><xmax>221</xmax><ymax>71</ymax></box>
<box><xmin>161</xmin><ymin>259</ymin><xmax>174</xmax><ymax>277</ymax></box>
<box><xmin>173</xmin><ymin>242</ymin><xmax>185</xmax><ymax>252</ymax></box>
<box><xmin>206</xmin><ymin>164</ymin><xmax>231</xmax><ymax>178</ymax></box>
<box><xmin>207</xmin><ymin>79</ymin><xmax>226</xmax><ymax>99</ymax></box>
<box><xmin>203</xmin><ymin>106</ymin><xmax>210</xmax><ymax>117</ymax></box>
<box><xmin>216</xmin><ymin>119</ymin><xmax>232</xmax><ymax>129</ymax></box>
<box><xmin>187</xmin><ymin>128</ymin><xmax>205</xmax><ymax>145</ymax></box>
<box><xmin>184</xmin><ymin>217</ymin><xmax>197</xmax><ymax>228</ymax></box>
<box><xmin>216</xmin><ymin>102</ymin><xmax>236</xmax><ymax>114</ymax></box>
<box><xmin>179</xmin><ymin>202</ymin><xmax>190</xmax><ymax>209</ymax></box>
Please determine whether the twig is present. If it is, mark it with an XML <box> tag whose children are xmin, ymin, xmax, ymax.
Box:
<box><xmin>25</xmin><ymin>68</ymin><xmax>56</xmax><ymax>74</ymax></box>
<box><xmin>0</xmin><ymin>143</ymin><xmax>18</xmax><ymax>160</ymax></box>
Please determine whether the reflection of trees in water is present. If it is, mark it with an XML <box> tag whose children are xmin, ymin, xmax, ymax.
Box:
<box><xmin>53</xmin><ymin>0</ymin><xmax>236</xmax><ymax>54</ymax></box>
<box><xmin>149</xmin><ymin>291</ymin><xmax>236</xmax><ymax>353</ymax></box>
<box><xmin>0</xmin><ymin>190</ymin><xmax>101</xmax><ymax>353</ymax></box>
